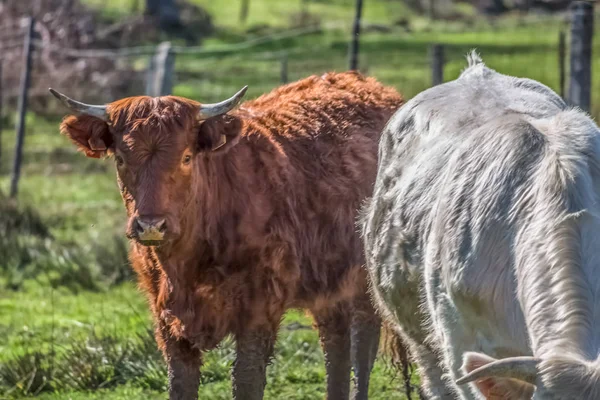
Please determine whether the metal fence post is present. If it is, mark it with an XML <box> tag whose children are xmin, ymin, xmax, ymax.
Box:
<box><xmin>10</xmin><ymin>17</ymin><xmax>34</xmax><ymax>199</ymax></box>
<box><xmin>431</xmin><ymin>44</ymin><xmax>445</xmax><ymax>86</ymax></box>
<box><xmin>558</xmin><ymin>30</ymin><xmax>566</xmax><ymax>99</ymax></box>
<box><xmin>348</xmin><ymin>0</ymin><xmax>363</xmax><ymax>71</ymax></box>
<box><xmin>568</xmin><ymin>1</ymin><xmax>594</xmax><ymax>112</ymax></box>
<box><xmin>146</xmin><ymin>42</ymin><xmax>175</xmax><ymax>97</ymax></box>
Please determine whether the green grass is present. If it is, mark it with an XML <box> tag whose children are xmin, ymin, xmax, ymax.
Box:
<box><xmin>0</xmin><ymin>283</ymin><xmax>414</xmax><ymax>399</ymax></box>
<box><xmin>84</xmin><ymin>0</ymin><xmax>412</xmax><ymax>29</ymax></box>
<box><xmin>2</xmin><ymin>0</ymin><xmax>599</xmax><ymax>397</ymax></box>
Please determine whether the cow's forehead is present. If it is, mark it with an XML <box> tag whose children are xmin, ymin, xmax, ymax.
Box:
<box><xmin>117</xmin><ymin>123</ymin><xmax>190</xmax><ymax>156</ymax></box>
<box><xmin>108</xmin><ymin>96</ymin><xmax>200</xmax><ymax>135</ymax></box>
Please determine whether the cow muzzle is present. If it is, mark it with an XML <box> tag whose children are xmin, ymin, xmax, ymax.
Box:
<box><xmin>132</xmin><ymin>216</ymin><xmax>167</xmax><ymax>246</ymax></box>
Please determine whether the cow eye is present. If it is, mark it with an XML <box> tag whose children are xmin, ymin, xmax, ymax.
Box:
<box><xmin>115</xmin><ymin>155</ymin><xmax>124</xmax><ymax>167</ymax></box>
<box><xmin>182</xmin><ymin>155</ymin><xmax>192</xmax><ymax>165</ymax></box>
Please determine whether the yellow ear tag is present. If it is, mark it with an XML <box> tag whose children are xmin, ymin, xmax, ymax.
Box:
<box><xmin>212</xmin><ymin>134</ymin><xmax>227</xmax><ymax>151</ymax></box>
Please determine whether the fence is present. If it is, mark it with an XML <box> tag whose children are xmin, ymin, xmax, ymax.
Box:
<box><xmin>0</xmin><ymin>1</ymin><xmax>596</xmax><ymax>199</ymax></box>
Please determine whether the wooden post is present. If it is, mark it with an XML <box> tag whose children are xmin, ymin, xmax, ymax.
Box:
<box><xmin>10</xmin><ymin>17</ymin><xmax>34</xmax><ymax>199</ymax></box>
<box><xmin>280</xmin><ymin>53</ymin><xmax>288</xmax><ymax>84</ymax></box>
<box><xmin>431</xmin><ymin>44</ymin><xmax>445</xmax><ymax>86</ymax></box>
<box><xmin>558</xmin><ymin>30</ymin><xmax>566</xmax><ymax>99</ymax></box>
<box><xmin>568</xmin><ymin>1</ymin><xmax>594</xmax><ymax>112</ymax></box>
<box><xmin>348</xmin><ymin>0</ymin><xmax>363</xmax><ymax>71</ymax></box>
<box><xmin>146</xmin><ymin>42</ymin><xmax>175</xmax><ymax>97</ymax></box>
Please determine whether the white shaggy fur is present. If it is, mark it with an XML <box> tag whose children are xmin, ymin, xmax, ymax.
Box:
<box><xmin>361</xmin><ymin>52</ymin><xmax>600</xmax><ymax>399</ymax></box>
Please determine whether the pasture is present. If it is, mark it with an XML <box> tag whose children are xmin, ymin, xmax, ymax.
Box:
<box><xmin>0</xmin><ymin>0</ymin><xmax>595</xmax><ymax>398</ymax></box>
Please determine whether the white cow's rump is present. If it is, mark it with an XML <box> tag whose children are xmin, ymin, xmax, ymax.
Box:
<box><xmin>361</xmin><ymin>53</ymin><xmax>600</xmax><ymax>399</ymax></box>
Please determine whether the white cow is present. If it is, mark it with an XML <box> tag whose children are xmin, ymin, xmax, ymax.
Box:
<box><xmin>361</xmin><ymin>53</ymin><xmax>600</xmax><ymax>399</ymax></box>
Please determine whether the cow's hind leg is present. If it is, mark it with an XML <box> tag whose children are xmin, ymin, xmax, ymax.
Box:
<box><xmin>350</xmin><ymin>294</ymin><xmax>381</xmax><ymax>400</ymax></box>
<box><xmin>370</xmin><ymin>285</ymin><xmax>453</xmax><ymax>399</ymax></box>
<box><xmin>431</xmin><ymin>296</ymin><xmax>481</xmax><ymax>400</ymax></box>
<box><xmin>402</xmin><ymin>330</ymin><xmax>453</xmax><ymax>399</ymax></box>
<box><xmin>232</xmin><ymin>327</ymin><xmax>278</xmax><ymax>400</ymax></box>
<box><xmin>313</xmin><ymin>303</ymin><xmax>353</xmax><ymax>400</ymax></box>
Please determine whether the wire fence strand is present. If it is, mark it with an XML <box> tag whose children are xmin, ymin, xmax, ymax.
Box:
<box><xmin>30</xmin><ymin>24</ymin><xmax>329</xmax><ymax>60</ymax></box>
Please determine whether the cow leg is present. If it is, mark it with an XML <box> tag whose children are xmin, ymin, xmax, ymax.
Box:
<box><xmin>403</xmin><ymin>333</ymin><xmax>453</xmax><ymax>400</ymax></box>
<box><xmin>162</xmin><ymin>336</ymin><xmax>202</xmax><ymax>400</ymax></box>
<box><xmin>431</xmin><ymin>297</ymin><xmax>480</xmax><ymax>400</ymax></box>
<box><xmin>350</xmin><ymin>294</ymin><xmax>381</xmax><ymax>400</ymax></box>
<box><xmin>232</xmin><ymin>327</ymin><xmax>277</xmax><ymax>400</ymax></box>
<box><xmin>369</xmin><ymin>285</ymin><xmax>453</xmax><ymax>399</ymax></box>
<box><xmin>313</xmin><ymin>303</ymin><xmax>352</xmax><ymax>400</ymax></box>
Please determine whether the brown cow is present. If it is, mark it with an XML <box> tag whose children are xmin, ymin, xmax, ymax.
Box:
<box><xmin>50</xmin><ymin>71</ymin><xmax>403</xmax><ymax>400</ymax></box>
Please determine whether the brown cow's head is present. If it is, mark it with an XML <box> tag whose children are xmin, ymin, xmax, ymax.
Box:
<box><xmin>50</xmin><ymin>87</ymin><xmax>247</xmax><ymax>246</ymax></box>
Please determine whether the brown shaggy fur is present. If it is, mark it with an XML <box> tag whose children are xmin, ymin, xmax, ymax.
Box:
<box><xmin>59</xmin><ymin>71</ymin><xmax>404</xmax><ymax>399</ymax></box>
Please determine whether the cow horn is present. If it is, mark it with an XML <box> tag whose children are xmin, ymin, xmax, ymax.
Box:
<box><xmin>456</xmin><ymin>356</ymin><xmax>540</xmax><ymax>385</ymax></box>
<box><xmin>198</xmin><ymin>86</ymin><xmax>248</xmax><ymax>120</ymax></box>
<box><xmin>48</xmin><ymin>88</ymin><xmax>109</xmax><ymax>121</ymax></box>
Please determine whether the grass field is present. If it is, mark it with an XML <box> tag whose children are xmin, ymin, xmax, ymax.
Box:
<box><xmin>0</xmin><ymin>285</ymin><xmax>414</xmax><ymax>399</ymax></box>
<box><xmin>1</xmin><ymin>0</ymin><xmax>598</xmax><ymax>398</ymax></box>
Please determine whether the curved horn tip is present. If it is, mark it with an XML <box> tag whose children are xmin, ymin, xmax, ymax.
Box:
<box><xmin>48</xmin><ymin>88</ymin><xmax>61</xmax><ymax>98</ymax></box>
<box><xmin>233</xmin><ymin>86</ymin><xmax>249</xmax><ymax>106</ymax></box>
<box><xmin>48</xmin><ymin>88</ymin><xmax>71</xmax><ymax>105</ymax></box>
<box><xmin>47</xmin><ymin>88</ymin><xmax>109</xmax><ymax>120</ymax></box>
<box><xmin>197</xmin><ymin>86</ymin><xmax>250</xmax><ymax>120</ymax></box>
<box><xmin>231</xmin><ymin>86</ymin><xmax>248</xmax><ymax>103</ymax></box>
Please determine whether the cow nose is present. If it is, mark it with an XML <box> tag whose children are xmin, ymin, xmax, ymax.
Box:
<box><xmin>134</xmin><ymin>217</ymin><xmax>167</xmax><ymax>242</ymax></box>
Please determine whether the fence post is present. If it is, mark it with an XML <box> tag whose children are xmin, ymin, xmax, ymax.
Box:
<box><xmin>431</xmin><ymin>44</ymin><xmax>445</xmax><ymax>86</ymax></box>
<box><xmin>146</xmin><ymin>42</ymin><xmax>175</xmax><ymax>97</ymax></box>
<box><xmin>280</xmin><ymin>53</ymin><xmax>288</xmax><ymax>84</ymax></box>
<box><xmin>10</xmin><ymin>17</ymin><xmax>34</xmax><ymax>199</ymax></box>
<box><xmin>348</xmin><ymin>0</ymin><xmax>363</xmax><ymax>70</ymax></box>
<box><xmin>568</xmin><ymin>1</ymin><xmax>594</xmax><ymax>112</ymax></box>
<box><xmin>558</xmin><ymin>30</ymin><xmax>566</xmax><ymax>99</ymax></box>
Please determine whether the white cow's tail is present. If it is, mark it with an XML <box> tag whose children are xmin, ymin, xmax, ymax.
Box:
<box><xmin>380</xmin><ymin>321</ymin><xmax>417</xmax><ymax>398</ymax></box>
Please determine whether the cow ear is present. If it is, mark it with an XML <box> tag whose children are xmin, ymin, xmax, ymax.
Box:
<box><xmin>197</xmin><ymin>114</ymin><xmax>242</xmax><ymax>154</ymax></box>
<box><xmin>60</xmin><ymin>115</ymin><xmax>112</xmax><ymax>159</ymax></box>
<box><xmin>462</xmin><ymin>352</ymin><xmax>535</xmax><ymax>399</ymax></box>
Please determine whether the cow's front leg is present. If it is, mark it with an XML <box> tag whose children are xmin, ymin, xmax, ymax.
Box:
<box><xmin>167</xmin><ymin>343</ymin><xmax>202</xmax><ymax>400</ymax></box>
<box><xmin>232</xmin><ymin>327</ymin><xmax>277</xmax><ymax>400</ymax></box>
<box><xmin>158</xmin><ymin>327</ymin><xmax>202</xmax><ymax>400</ymax></box>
